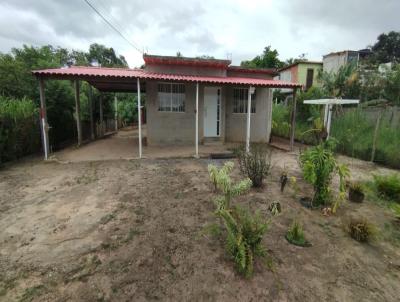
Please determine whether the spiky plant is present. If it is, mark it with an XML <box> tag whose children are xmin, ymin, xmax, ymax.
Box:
<box><xmin>217</xmin><ymin>206</ymin><xmax>269</xmax><ymax>277</ymax></box>
<box><xmin>345</xmin><ymin>217</ymin><xmax>378</xmax><ymax>243</ymax></box>
<box><xmin>208</xmin><ymin>162</ymin><xmax>252</xmax><ymax>210</ymax></box>
<box><xmin>237</xmin><ymin>144</ymin><xmax>272</xmax><ymax>188</ymax></box>
<box><xmin>299</xmin><ymin>140</ymin><xmax>350</xmax><ymax>209</ymax></box>
<box><xmin>208</xmin><ymin>161</ymin><xmax>234</xmax><ymax>192</ymax></box>
<box><xmin>286</xmin><ymin>219</ymin><xmax>309</xmax><ymax>246</ymax></box>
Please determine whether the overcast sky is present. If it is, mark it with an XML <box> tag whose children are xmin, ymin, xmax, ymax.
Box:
<box><xmin>0</xmin><ymin>0</ymin><xmax>398</xmax><ymax>67</ymax></box>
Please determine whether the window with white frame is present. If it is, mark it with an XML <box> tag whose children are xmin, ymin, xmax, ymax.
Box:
<box><xmin>158</xmin><ymin>83</ymin><xmax>185</xmax><ymax>112</ymax></box>
<box><xmin>233</xmin><ymin>88</ymin><xmax>256</xmax><ymax>113</ymax></box>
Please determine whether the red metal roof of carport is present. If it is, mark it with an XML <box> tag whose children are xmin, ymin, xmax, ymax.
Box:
<box><xmin>32</xmin><ymin>66</ymin><xmax>302</xmax><ymax>92</ymax></box>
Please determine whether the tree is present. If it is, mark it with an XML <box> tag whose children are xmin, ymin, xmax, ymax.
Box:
<box><xmin>384</xmin><ymin>63</ymin><xmax>400</xmax><ymax>105</ymax></box>
<box><xmin>87</xmin><ymin>43</ymin><xmax>128</xmax><ymax>67</ymax></box>
<box><xmin>371</xmin><ymin>31</ymin><xmax>400</xmax><ymax>64</ymax></box>
<box><xmin>284</xmin><ymin>53</ymin><xmax>308</xmax><ymax>67</ymax></box>
<box><xmin>240</xmin><ymin>46</ymin><xmax>283</xmax><ymax>69</ymax></box>
<box><xmin>318</xmin><ymin>63</ymin><xmax>360</xmax><ymax>99</ymax></box>
<box><xmin>0</xmin><ymin>43</ymin><xmax>129</xmax><ymax>152</ymax></box>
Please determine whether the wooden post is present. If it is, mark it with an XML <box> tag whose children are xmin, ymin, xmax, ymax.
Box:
<box><xmin>195</xmin><ymin>82</ymin><xmax>199</xmax><ymax>157</ymax></box>
<box><xmin>137</xmin><ymin>78</ymin><xmax>142</xmax><ymax>158</ymax></box>
<box><xmin>74</xmin><ymin>80</ymin><xmax>82</xmax><ymax>146</ymax></box>
<box><xmin>99</xmin><ymin>93</ymin><xmax>104</xmax><ymax>137</ymax></box>
<box><xmin>290</xmin><ymin>88</ymin><xmax>297</xmax><ymax>151</ymax></box>
<box><xmin>114</xmin><ymin>94</ymin><xmax>118</xmax><ymax>132</ymax></box>
<box><xmin>39</xmin><ymin>78</ymin><xmax>50</xmax><ymax>159</ymax></box>
<box><xmin>371</xmin><ymin>110</ymin><xmax>382</xmax><ymax>162</ymax></box>
<box><xmin>88</xmin><ymin>85</ymin><xmax>95</xmax><ymax>140</ymax></box>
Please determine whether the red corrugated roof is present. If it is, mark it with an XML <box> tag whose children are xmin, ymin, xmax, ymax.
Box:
<box><xmin>32</xmin><ymin>66</ymin><xmax>301</xmax><ymax>88</ymax></box>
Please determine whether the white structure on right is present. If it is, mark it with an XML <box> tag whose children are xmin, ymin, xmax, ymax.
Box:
<box><xmin>304</xmin><ymin>99</ymin><xmax>360</xmax><ymax>139</ymax></box>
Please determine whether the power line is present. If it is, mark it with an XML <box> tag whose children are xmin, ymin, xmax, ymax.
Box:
<box><xmin>83</xmin><ymin>0</ymin><xmax>143</xmax><ymax>54</ymax></box>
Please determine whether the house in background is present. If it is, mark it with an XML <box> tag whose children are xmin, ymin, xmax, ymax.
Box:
<box><xmin>277</xmin><ymin>61</ymin><xmax>323</xmax><ymax>90</ymax></box>
<box><xmin>323</xmin><ymin>49</ymin><xmax>372</xmax><ymax>73</ymax></box>
<box><xmin>274</xmin><ymin>61</ymin><xmax>322</xmax><ymax>102</ymax></box>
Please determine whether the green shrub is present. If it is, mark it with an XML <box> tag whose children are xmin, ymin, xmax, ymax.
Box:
<box><xmin>345</xmin><ymin>217</ymin><xmax>378</xmax><ymax>243</ymax></box>
<box><xmin>237</xmin><ymin>144</ymin><xmax>272</xmax><ymax>188</ymax></box>
<box><xmin>217</xmin><ymin>206</ymin><xmax>269</xmax><ymax>277</ymax></box>
<box><xmin>373</xmin><ymin>174</ymin><xmax>400</xmax><ymax>202</ymax></box>
<box><xmin>299</xmin><ymin>140</ymin><xmax>350</xmax><ymax>209</ymax></box>
<box><xmin>0</xmin><ymin>96</ymin><xmax>40</xmax><ymax>163</ymax></box>
<box><xmin>285</xmin><ymin>219</ymin><xmax>309</xmax><ymax>246</ymax></box>
<box><xmin>271</xmin><ymin>103</ymin><xmax>290</xmax><ymax>138</ymax></box>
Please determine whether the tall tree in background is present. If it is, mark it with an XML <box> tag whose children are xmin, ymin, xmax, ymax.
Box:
<box><xmin>240</xmin><ymin>46</ymin><xmax>283</xmax><ymax>69</ymax></box>
<box><xmin>0</xmin><ymin>43</ymin><xmax>129</xmax><ymax>149</ymax></box>
<box><xmin>87</xmin><ymin>43</ymin><xmax>128</xmax><ymax>67</ymax></box>
<box><xmin>371</xmin><ymin>31</ymin><xmax>400</xmax><ymax>64</ymax></box>
<box><xmin>284</xmin><ymin>53</ymin><xmax>308</xmax><ymax>67</ymax></box>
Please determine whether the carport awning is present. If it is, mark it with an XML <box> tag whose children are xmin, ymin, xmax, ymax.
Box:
<box><xmin>32</xmin><ymin>66</ymin><xmax>301</xmax><ymax>92</ymax></box>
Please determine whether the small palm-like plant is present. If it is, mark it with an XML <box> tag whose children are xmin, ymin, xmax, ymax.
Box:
<box><xmin>300</xmin><ymin>140</ymin><xmax>349</xmax><ymax>209</ymax></box>
<box><xmin>208</xmin><ymin>162</ymin><xmax>252</xmax><ymax>209</ymax></box>
<box><xmin>217</xmin><ymin>206</ymin><xmax>269</xmax><ymax>277</ymax></box>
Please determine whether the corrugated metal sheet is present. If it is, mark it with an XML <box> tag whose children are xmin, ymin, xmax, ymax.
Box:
<box><xmin>32</xmin><ymin>66</ymin><xmax>301</xmax><ymax>88</ymax></box>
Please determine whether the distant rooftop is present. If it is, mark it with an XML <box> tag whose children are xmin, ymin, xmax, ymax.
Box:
<box><xmin>323</xmin><ymin>50</ymin><xmax>359</xmax><ymax>58</ymax></box>
<box><xmin>143</xmin><ymin>54</ymin><xmax>231</xmax><ymax>68</ymax></box>
<box><xmin>228</xmin><ymin>65</ymin><xmax>278</xmax><ymax>75</ymax></box>
<box><xmin>278</xmin><ymin>60</ymin><xmax>322</xmax><ymax>72</ymax></box>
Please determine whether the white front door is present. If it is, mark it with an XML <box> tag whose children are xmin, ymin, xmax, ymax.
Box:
<box><xmin>203</xmin><ymin>87</ymin><xmax>221</xmax><ymax>137</ymax></box>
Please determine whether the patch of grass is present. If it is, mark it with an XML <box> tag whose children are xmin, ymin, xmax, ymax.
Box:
<box><xmin>344</xmin><ymin>217</ymin><xmax>378</xmax><ymax>243</ymax></box>
<box><xmin>123</xmin><ymin>228</ymin><xmax>141</xmax><ymax>243</ymax></box>
<box><xmin>66</xmin><ymin>255</ymin><xmax>102</xmax><ymax>282</ymax></box>
<box><xmin>75</xmin><ymin>168</ymin><xmax>98</xmax><ymax>185</ymax></box>
<box><xmin>199</xmin><ymin>223</ymin><xmax>222</xmax><ymax>239</ymax></box>
<box><xmin>0</xmin><ymin>277</ymin><xmax>18</xmax><ymax>297</ymax></box>
<box><xmin>383</xmin><ymin>222</ymin><xmax>400</xmax><ymax>247</ymax></box>
<box><xmin>373</xmin><ymin>174</ymin><xmax>400</xmax><ymax>202</ymax></box>
<box><xmin>285</xmin><ymin>219</ymin><xmax>311</xmax><ymax>247</ymax></box>
<box><xmin>99</xmin><ymin>213</ymin><xmax>115</xmax><ymax>225</ymax></box>
<box><xmin>18</xmin><ymin>285</ymin><xmax>46</xmax><ymax>302</ymax></box>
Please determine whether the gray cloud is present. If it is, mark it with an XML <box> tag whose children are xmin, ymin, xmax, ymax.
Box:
<box><xmin>0</xmin><ymin>0</ymin><xmax>398</xmax><ymax>66</ymax></box>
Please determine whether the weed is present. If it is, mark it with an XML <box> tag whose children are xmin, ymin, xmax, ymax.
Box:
<box><xmin>123</xmin><ymin>228</ymin><xmax>140</xmax><ymax>243</ymax></box>
<box><xmin>285</xmin><ymin>219</ymin><xmax>310</xmax><ymax>247</ymax></box>
<box><xmin>18</xmin><ymin>285</ymin><xmax>46</xmax><ymax>302</ymax></box>
<box><xmin>200</xmin><ymin>223</ymin><xmax>222</xmax><ymax>239</ymax></box>
<box><xmin>348</xmin><ymin>181</ymin><xmax>365</xmax><ymax>203</ymax></box>
<box><xmin>344</xmin><ymin>217</ymin><xmax>378</xmax><ymax>243</ymax></box>
<box><xmin>99</xmin><ymin>213</ymin><xmax>115</xmax><ymax>225</ymax></box>
<box><xmin>279</xmin><ymin>168</ymin><xmax>288</xmax><ymax>192</ymax></box>
<box><xmin>373</xmin><ymin>174</ymin><xmax>400</xmax><ymax>202</ymax></box>
<box><xmin>237</xmin><ymin>144</ymin><xmax>272</xmax><ymax>188</ymax></box>
<box><xmin>268</xmin><ymin>202</ymin><xmax>281</xmax><ymax>216</ymax></box>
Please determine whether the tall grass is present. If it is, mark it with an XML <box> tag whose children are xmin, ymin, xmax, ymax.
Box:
<box><xmin>331</xmin><ymin>108</ymin><xmax>400</xmax><ymax>168</ymax></box>
<box><xmin>272</xmin><ymin>104</ymin><xmax>400</xmax><ymax>169</ymax></box>
<box><xmin>271</xmin><ymin>103</ymin><xmax>318</xmax><ymax>145</ymax></box>
<box><xmin>0</xmin><ymin>96</ymin><xmax>40</xmax><ymax>163</ymax></box>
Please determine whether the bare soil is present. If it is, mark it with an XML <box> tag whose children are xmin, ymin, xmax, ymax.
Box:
<box><xmin>0</xmin><ymin>150</ymin><xmax>399</xmax><ymax>301</ymax></box>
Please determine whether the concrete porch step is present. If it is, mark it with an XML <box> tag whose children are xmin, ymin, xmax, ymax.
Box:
<box><xmin>203</xmin><ymin>137</ymin><xmax>223</xmax><ymax>146</ymax></box>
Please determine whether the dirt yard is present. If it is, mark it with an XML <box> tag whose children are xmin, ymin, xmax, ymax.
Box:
<box><xmin>0</xmin><ymin>149</ymin><xmax>399</xmax><ymax>301</ymax></box>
